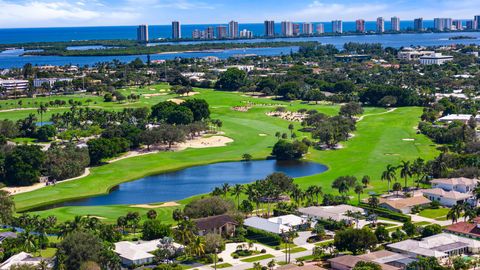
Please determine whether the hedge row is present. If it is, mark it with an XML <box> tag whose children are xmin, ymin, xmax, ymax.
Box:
<box><xmin>245</xmin><ymin>227</ymin><xmax>282</xmax><ymax>246</ymax></box>
<box><xmin>359</xmin><ymin>203</ymin><xmax>411</xmax><ymax>222</ymax></box>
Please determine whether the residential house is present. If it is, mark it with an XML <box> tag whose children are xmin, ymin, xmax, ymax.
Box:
<box><xmin>379</xmin><ymin>195</ymin><xmax>431</xmax><ymax>214</ymax></box>
<box><xmin>194</xmin><ymin>214</ymin><xmax>238</xmax><ymax>237</ymax></box>
<box><xmin>444</xmin><ymin>217</ymin><xmax>480</xmax><ymax>240</ymax></box>
<box><xmin>243</xmin><ymin>216</ymin><xmax>291</xmax><ymax>234</ymax></box>
<box><xmin>277</xmin><ymin>264</ymin><xmax>327</xmax><ymax>270</ymax></box>
<box><xmin>0</xmin><ymin>232</ymin><xmax>17</xmax><ymax>244</ymax></box>
<box><xmin>387</xmin><ymin>233</ymin><xmax>480</xmax><ymax>259</ymax></box>
<box><xmin>115</xmin><ymin>239</ymin><xmax>182</xmax><ymax>267</ymax></box>
<box><xmin>328</xmin><ymin>252</ymin><xmax>402</xmax><ymax>270</ymax></box>
<box><xmin>298</xmin><ymin>205</ymin><xmax>364</xmax><ymax>222</ymax></box>
<box><xmin>438</xmin><ymin>114</ymin><xmax>479</xmax><ymax>124</ymax></box>
<box><xmin>422</xmin><ymin>188</ymin><xmax>473</xmax><ymax>207</ymax></box>
<box><xmin>267</xmin><ymin>214</ymin><xmax>309</xmax><ymax>230</ymax></box>
<box><xmin>0</xmin><ymin>252</ymin><xmax>45</xmax><ymax>270</ymax></box>
<box><xmin>431</xmin><ymin>178</ymin><xmax>478</xmax><ymax>193</ymax></box>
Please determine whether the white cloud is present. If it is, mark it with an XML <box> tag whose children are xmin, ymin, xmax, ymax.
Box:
<box><xmin>153</xmin><ymin>0</ymin><xmax>214</xmax><ymax>10</ymax></box>
<box><xmin>285</xmin><ymin>1</ymin><xmax>389</xmax><ymax>21</ymax></box>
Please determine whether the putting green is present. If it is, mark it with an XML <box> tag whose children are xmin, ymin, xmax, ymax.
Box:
<box><xmin>9</xmin><ymin>86</ymin><xmax>438</xmax><ymax>223</ymax></box>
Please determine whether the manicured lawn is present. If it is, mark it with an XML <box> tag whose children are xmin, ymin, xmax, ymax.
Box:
<box><xmin>314</xmin><ymin>240</ymin><xmax>334</xmax><ymax>247</ymax></box>
<box><xmin>39</xmin><ymin>247</ymin><xmax>57</xmax><ymax>258</ymax></box>
<box><xmin>11</xmin><ymin>86</ymin><xmax>438</xmax><ymax>223</ymax></box>
<box><xmin>413</xmin><ymin>221</ymin><xmax>432</xmax><ymax>227</ymax></box>
<box><xmin>282</xmin><ymin>247</ymin><xmax>307</xmax><ymax>253</ymax></box>
<box><xmin>240</xmin><ymin>254</ymin><xmax>275</xmax><ymax>262</ymax></box>
<box><xmin>214</xmin><ymin>263</ymin><xmax>233</xmax><ymax>268</ymax></box>
<box><xmin>418</xmin><ymin>208</ymin><xmax>450</xmax><ymax>219</ymax></box>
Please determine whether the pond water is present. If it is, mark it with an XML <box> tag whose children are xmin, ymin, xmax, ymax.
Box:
<box><xmin>41</xmin><ymin>160</ymin><xmax>327</xmax><ymax>209</ymax></box>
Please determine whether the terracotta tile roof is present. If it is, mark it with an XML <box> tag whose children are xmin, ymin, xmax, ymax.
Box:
<box><xmin>328</xmin><ymin>255</ymin><xmax>401</xmax><ymax>270</ymax></box>
<box><xmin>445</xmin><ymin>220</ymin><xmax>480</xmax><ymax>238</ymax></box>
<box><xmin>422</xmin><ymin>188</ymin><xmax>472</xmax><ymax>200</ymax></box>
<box><xmin>194</xmin><ymin>214</ymin><xmax>238</xmax><ymax>231</ymax></box>
<box><xmin>431</xmin><ymin>177</ymin><xmax>478</xmax><ymax>186</ymax></box>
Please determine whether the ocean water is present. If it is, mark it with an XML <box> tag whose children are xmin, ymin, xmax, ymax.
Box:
<box><xmin>0</xmin><ymin>21</ymin><xmax>440</xmax><ymax>44</ymax></box>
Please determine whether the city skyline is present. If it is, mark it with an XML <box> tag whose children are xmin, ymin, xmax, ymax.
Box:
<box><xmin>1</xmin><ymin>0</ymin><xmax>480</xmax><ymax>28</ymax></box>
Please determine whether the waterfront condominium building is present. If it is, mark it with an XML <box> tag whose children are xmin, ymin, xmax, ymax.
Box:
<box><xmin>228</xmin><ymin>21</ymin><xmax>239</xmax><ymax>38</ymax></box>
<box><xmin>452</xmin><ymin>20</ymin><xmax>463</xmax><ymax>31</ymax></box>
<box><xmin>240</xmin><ymin>29</ymin><xmax>253</xmax><ymax>38</ymax></box>
<box><xmin>434</xmin><ymin>18</ymin><xmax>452</xmax><ymax>31</ymax></box>
<box><xmin>192</xmin><ymin>29</ymin><xmax>201</xmax><ymax>39</ymax></box>
<box><xmin>264</xmin><ymin>20</ymin><xmax>275</xmax><ymax>37</ymax></box>
<box><xmin>316</xmin><ymin>23</ymin><xmax>324</xmax><ymax>34</ymax></box>
<box><xmin>414</xmin><ymin>18</ymin><xmax>424</xmax><ymax>31</ymax></box>
<box><xmin>376</xmin><ymin>17</ymin><xmax>385</xmax><ymax>33</ymax></box>
<box><xmin>216</xmin><ymin>26</ymin><xmax>228</xmax><ymax>39</ymax></box>
<box><xmin>293</xmin><ymin>23</ymin><xmax>300</xmax><ymax>36</ymax></box>
<box><xmin>466</xmin><ymin>20</ymin><xmax>474</xmax><ymax>30</ymax></box>
<box><xmin>391</xmin><ymin>17</ymin><xmax>400</xmax><ymax>31</ymax></box>
<box><xmin>356</xmin><ymin>19</ymin><xmax>365</xmax><ymax>33</ymax></box>
<box><xmin>281</xmin><ymin>21</ymin><xmax>293</xmax><ymax>36</ymax></box>
<box><xmin>332</xmin><ymin>20</ymin><xmax>343</xmax><ymax>33</ymax></box>
<box><xmin>137</xmin><ymin>24</ymin><xmax>149</xmax><ymax>42</ymax></box>
<box><xmin>205</xmin><ymin>26</ymin><xmax>215</xmax><ymax>39</ymax></box>
<box><xmin>172</xmin><ymin>21</ymin><xmax>181</xmax><ymax>39</ymax></box>
<box><xmin>474</xmin><ymin>15</ymin><xmax>480</xmax><ymax>29</ymax></box>
<box><xmin>303</xmin><ymin>22</ymin><xmax>313</xmax><ymax>35</ymax></box>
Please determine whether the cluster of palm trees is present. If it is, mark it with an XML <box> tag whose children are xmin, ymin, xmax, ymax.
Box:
<box><xmin>172</xmin><ymin>218</ymin><xmax>207</xmax><ymax>259</ymax></box>
<box><xmin>447</xmin><ymin>202</ymin><xmax>478</xmax><ymax>224</ymax></box>
<box><xmin>381</xmin><ymin>158</ymin><xmax>429</xmax><ymax>194</ymax></box>
<box><xmin>211</xmin><ymin>173</ymin><xmax>324</xmax><ymax>218</ymax></box>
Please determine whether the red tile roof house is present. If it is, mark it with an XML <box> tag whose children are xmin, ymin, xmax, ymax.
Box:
<box><xmin>445</xmin><ymin>217</ymin><xmax>480</xmax><ymax>241</ymax></box>
<box><xmin>328</xmin><ymin>251</ymin><xmax>402</xmax><ymax>270</ymax></box>
<box><xmin>194</xmin><ymin>214</ymin><xmax>238</xmax><ymax>237</ymax></box>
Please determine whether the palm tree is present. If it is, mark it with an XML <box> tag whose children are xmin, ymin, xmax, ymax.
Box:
<box><xmin>221</xmin><ymin>183</ymin><xmax>230</xmax><ymax>198</ymax></box>
<box><xmin>20</xmin><ymin>231</ymin><xmax>38</xmax><ymax>254</ymax></box>
<box><xmin>267</xmin><ymin>259</ymin><xmax>276</xmax><ymax>270</ymax></box>
<box><xmin>189</xmin><ymin>236</ymin><xmax>206</xmax><ymax>257</ymax></box>
<box><xmin>231</xmin><ymin>184</ymin><xmax>244</xmax><ymax>208</ymax></box>
<box><xmin>393</xmin><ymin>182</ymin><xmax>402</xmax><ymax>197</ymax></box>
<box><xmin>37</xmin><ymin>103</ymin><xmax>48</xmax><ymax>124</ymax></box>
<box><xmin>147</xmin><ymin>209</ymin><xmax>157</xmax><ymax>220</ymax></box>
<box><xmin>246</xmin><ymin>184</ymin><xmax>261</xmax><ymax>215</ymax></box>
<box><xmin>253</xmin><ymin>262</ymin><xmax>262</xmax><ymax>270</ymax></box>
<box><xmin>399</xmin><ymin>160</ymin><xmax>412</xmax><ymax>191</ymax></box>
<box><xmin>447</xmin><ymin>204</ymin><xmax>463</xmax><ymax>224</ymax></box>
<box><xmin>473</xmin><ymin>184</ymin><xmax>480</xmax><ymax>206</ymax></box>
<box><xmin>368</xmin><ymin>194</ymin><xmax>379</xmax><ymax>208</ymax></box>
<box><xmin>290</xmin><ymin>185</ymin><xmax>304</xmax><ymax>206</ymax></box>
<box><xmin>361</xmin><ymin>175</ymin><xmax>370</xmax><ymax>188</ymax></box>
<box><xmin>354</xmin><ymin>184</ymin><xmax>364</xmax><ymax>203</ymax></box>
<box><xmin>381</xmin><ymin>164</ymin><xmax>397</xmax><ymax>193</ymax></box>
<box><xmin>463</xmin><ymin>202</ymin><xmax>476</xmax><ymax>222</ymax></box>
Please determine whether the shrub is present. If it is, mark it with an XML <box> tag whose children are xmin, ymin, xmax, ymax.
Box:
<box><xmin>260</xmin><ymin>249</ymin><xmax>266</xmax><ymax>253</ymax></box>
<box><xmin>246</xmin><ymin>227</ymin><xmax>282</xmax><ymax>246</ymax></box>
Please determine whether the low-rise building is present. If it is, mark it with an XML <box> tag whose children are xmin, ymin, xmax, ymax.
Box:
<box><xmin>115</xmin><ymin>239</ymin><xmax>182</xmax><ymax>266</ymax></box>
<box><xmin>431</xmin><ymin>177</ymin><xmax>478</xmax><ymax>193</ymax></box>
<box><xmin>33</xmin><ymin>78</ymin><xmax>73</xmax><ymax>88</ymax></box>
<box><xmin>267</xmin><ymin>214</ymin><xmax>309</xmax><ymax>230</ymax></box>
<box><xmin>194</xmin><ymin>214</ymin><xmax>238</xmax><ymax>237</ymax></box>
<box><xmin>328</xmin><ymin>251</ymin><xmax>403</xmax><ymax>270</ymax></box>
<box><xmin>243</xmin><ymin>216</ymin><xmax>291</xmax><ymax>234</ymax></box>
<box><xmin>397</xmin><ymin>49</ymin><xmax>435</xmax><ymax>61</ymax></box>
<box><xmin>0</xmin><ymin>252</ymin><xmax>45</xmax><ymax>270</ymax></box>
<box><xmin>438</xmin><ymin>114</ymin><xmax>480</xmax><ymax>124</ymax></box>
<box><xmin>387</xmin><ymin>233</ymin><xmax>480</xmax><ymax>259</ymax></box>
<box><xmin>379</xmin><ymin>195</ymin><xmax>431</xmax><ymax>214</ymax></box>
<box><xmin>0</xmin><ymin>232</ymin><xmax>17</xmax><ymax>243</ymax></box>
<box><xmin>422</xmin><ymin>188</ymin><xmax>473</xmax><ymax>207</ymax></box>
<box><xmin>0</xmin><ymin>79</ymin><xmax>29</xmax><ymax>97</ymax></box>
<box><xmin>445</xmin><ymin>217</ymin><xmax>480</xmax><ymax>240</ymax></box>
<box><xmin>298</xmin><ymin>205</ymin><xmax>364</xmax><ymax>222</ymax></box>
<box><xmin>419</xmin><ymin>53</ymin><xmax>453</xmax><ymax>65</ymax></box>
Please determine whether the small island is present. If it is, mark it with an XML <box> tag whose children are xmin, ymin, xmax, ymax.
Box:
<box><xmin>448</xmin><ymin>35</ymin><xmax>478</xmax><ymax>40</ymax></box>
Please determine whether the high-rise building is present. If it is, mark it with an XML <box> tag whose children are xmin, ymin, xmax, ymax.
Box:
<box><xmin>474</xmin><ymin>15</ymin><xmax>480</xmax><ymax>29</ymax></box>
<box><xmin>240</xmin><ymin>29</ymin><xmax>253</xmax><ymax>38</ymax></box>
<box><xmin>228</xmin><ymin>21</ymin><xmax>239</xmax><ymax>38</ymax></box>
<box><xmin>192</xmin><ymin>29</ymin><xmax>201</xmax><ymax>39</ymax></box>
<box><xmin>391</xmin><ymin>17</ymin><xmax>400</xmax><ymax>31</ymax></box>
<box><xmin>452</xmin><ymin>20</ymin><xmax>463</xmax><ymax>31</ymax></box>
<box><xmin>356</xmin><ymin>19</ymin><xmax>365</xmax><ymax>33</ymax></box>
<box><xmin>172</xmin><ymin>21</ymin><xmax>181</xmax><ymax>39</ymax></box>
<box><xmin>205</xmin><ymin>26</ymin><xmax>215</xmax><ymax>39</ymax></box>
<box><xmin>216</xmin><ymin>26</ymin><xmax>228</xmax><ymax>39</ymax></box>
<box><xmin>332</xmin><ymin>20</ymin><xmax>342</xmax><ymax>33</ymax></box>
<box><xmin>281</xmin><ymin>21</ymin><xmax>293</xmax><ymax>36</ymax></box>
<box><xmin>434</xmin><ymin>18</ymin><xmax>452</xmax><ymax>31</ymax></box>
<box><xmin>303</xmin><ymin>22</ymin><xmax>313</xmax><ymax>35</ymax></box>
<box><xmin>264</xmin><ymin>20</ymin><xmax>275</xmax><ymax>37</ymax></box>
<box><xmin>376</xmin><ymin>17</ymin><xmax>385</xmax><ymax>33</ymax></box>
<box><xmin>414</xmin><ymin>18</ymin><xmax>424</xmax><ymax>31</ymax></box>
<box><xmin>466</xmin><ymin>20</ymin><xmax>474</xmax><ymax>30</ymax></box>
<box><xmin>316</xmin><ymin>23</ymin><xmax>324</xmax><ymax>34</ymax></box>
<box><xmin>137</xmin><ymin>24</ymin><xmax>149</xmax><ymax>42</ymax></box>
<box><xmin>293</xmin><ymin>23</ymin><xmax>300</xmax><ymax>36</ymax></box>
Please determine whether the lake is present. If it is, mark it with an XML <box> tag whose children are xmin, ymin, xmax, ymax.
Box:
<box><xmin>39</xmin><ymin>160</ymin><xmax>327</xmax><ymax>209</ymax></box>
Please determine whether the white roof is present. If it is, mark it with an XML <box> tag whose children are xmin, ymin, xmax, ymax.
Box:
<box><xmin>438</xmin><ymin>114</ymin><xmax>478</xmax><ymax>121</ymax></box>
<box><xmin>431</xmin><ymin>177</ymin><xmax>478</xmax><ymax>186</ymax></box>
<box><xmin>267</xmin><ymin>214</ymin><xmax>306</xmax><ymax>227</ymax></box>
<box><xmin>298</xmin><ymin>205</ymin><xmax>364</xmax><ymax>221</ymax></box>
<box><xmin>115</xmin><ymin>239</ymin><xmax>182</xmax><ymax>261</ymax></box>
<box><xmin>244</xmin><ymin>216</ymin><xmax>291</xmax><ymax>234</ymax></box>
<box><xmin>387</xmin><ymin>233</ymin><xmax>480</xmax><ymax>258</ymax></box>
<box><xmin>422</xmin><ymin>188</ymin><xmax>472</xmax><ymax>201</ymax></box>
<box><xmin>0</xmin><ymin>252</ymin><xmax>41</xmax><ymax>270</ymax></box>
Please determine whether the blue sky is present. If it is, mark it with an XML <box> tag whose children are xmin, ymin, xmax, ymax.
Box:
<box><xmin>0</xmin><ymin>0</ymin><xmax>479</xmax><ymax>28</ymax></box>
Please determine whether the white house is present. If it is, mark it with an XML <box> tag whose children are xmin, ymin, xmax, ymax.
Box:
<box><xmin>298</xmin><ymin>205</ymin><xmax>365</xmax><ymax>222</ymax></box>
<box><xmin>115</xmin><ymin>239</ymin><xmax>182</xmax><ymax>266</ymax></box>
<box><xmin>419</xmin><ymin>53</ymin><xmax>453</xmax><ymax>65</ymax></box>
<box><xmin>267</xmin><ymin>214</ymin><xmax>309</xmax><ymax>229</ymax></box>
<box><xmin>438</xmin><ymin>114</ymin><xmax>480</xmax><ymax>124</ymax></box>
<box><xmin>387</xmin><ymin>233</ymin><xmax>480</xmax><ymax>259</ymax></box>
<box><xmin>431</xmin><ymin>178</ymin><xmax>478</xmax><ymax>193</ymax></box>
<box><xmin>243</xmin><ymin>216</ymin><xmax>291</xmax><ymax>234</ymax></box>
<box><xmin>422</xmin><ymin>188</ymin><xmax>473</xmax><ymax>207</ymax></box>
<box><xmin>0</xmin><ymin>252</ymin><xmax>44</xmax><ymax>270</ymax></box>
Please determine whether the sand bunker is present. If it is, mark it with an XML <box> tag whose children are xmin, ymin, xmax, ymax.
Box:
<box><xmin>143</xmin><ymin>93</ymin><xmax>167</xmax><ymax>97</ymax></box>
<box><xmin>83</xmin><ymin>215</ymin><xmax>106</xmax><ymax>220</ymax></box>
<box><xmin>175</xmin><ymin>136</ymin><xmax>233</xmax><ymax>150</ymax></box>
<box><xmin>258</xmin><ymin>133</ymin><xmax>267</xmax><ymax>136</ymax></box>
<box><xmin>1</xmin><ymin>168</ymin><xmax>91</xmax><ymax>195</ymax></box>
<box><xmin>168</xmin><ymin>98</ymin><xmax>185</xmax><ymax>104</ymax></box>
<box><xmin>131</xmin><ymin>202</ymin><xmax>180</xmax><ymax>208</ymax></box>
<box><xmin>266</xmin><ymin>111</ymin><xmax>307</xmax><ymax>122</ymax></box>
<box><xmin>402</xmin><ymin>138</ymin><xmax>415</xmax><ymax>141</ymax></box>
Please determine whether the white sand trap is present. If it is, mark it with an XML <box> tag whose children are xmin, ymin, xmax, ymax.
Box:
<box><xmin>385</xmin><ymin>153</ymin><xmax>400</xmax><ymax>156</ymax></box>
<box><xmin>131</xmin><ymin>202</ymin><xmax>180</xmax><ymax>208</ymax></box>
<box><xmin>402</xmin><ymin>138</ymin><xmax>415</xmax><ymax>141</ymax></box>
<box><xmin>84</xmin><ymin>215</ymin><xmax>106</xmax><ymax>220</ymax></box>
<box><xmin>175</xmin><ymin>136</ymin><xmax>233</xmax><ymax>150</ymax></box>
<box><xmin>1</xmin><ymin>168</ymin><xmax>91</xmax><ymax>195</ymax></box>
<box><xmin>168</xmin><ymin>98</ymin><xmax>185</xmax><ymax>104</ymax></box>
<box><xmin>258</xmin><ymin>133</ymin><xmax>268</xmax><ymax>136</ymax></box>
<box><xmin>143</xmin><ymin>93</ymin><xmax>167</xmax><ymax>97</ymax></box>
